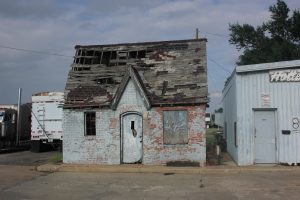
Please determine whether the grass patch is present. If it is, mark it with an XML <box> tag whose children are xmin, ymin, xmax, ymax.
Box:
<box><xmin>48</xmin><ymin>153</ymin><xmax>63</xmax><ymax>164</ymax></box>
<box><xmin>206</xmin><ymin>128</ymin><xmax>219</xmax><ymax>136</ymax></box>
<box><xmin>206</xmin><ymin>128</ymin><xmax>219</xmax><ymax>151</ymax></box>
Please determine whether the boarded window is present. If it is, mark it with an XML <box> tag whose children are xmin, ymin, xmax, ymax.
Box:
<box><xmin>85</xmin><ymin>112</ymin><xmax>96</xmax><ymax>136</ymax></box>
<box><xmin>163</xmin><ymin>110</ymin><xmax>188</xmax><ymax>144</ymax></box>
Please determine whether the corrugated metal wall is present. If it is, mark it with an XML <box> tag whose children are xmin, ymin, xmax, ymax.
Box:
<box><xmin>223</xmin><ymin>74</ymin><xmax>238</xmax><ymax>163</ymax></box>
<box><xmin>235</xmin><ymin>70</ymin><xmax>300</xmax><ymax>165</ymax></box>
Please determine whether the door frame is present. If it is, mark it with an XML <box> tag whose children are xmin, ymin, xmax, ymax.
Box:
<box><xmin>252</xmin><ymin>108</ymin><xmax>278</xmax><ymax>164</ymax></box>
<box><xmin>120</xmin><ymin>111</ymin><xmax>143</xmax><ymax>164</ymax></box>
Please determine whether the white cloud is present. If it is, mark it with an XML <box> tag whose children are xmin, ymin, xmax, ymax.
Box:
<box><xmin>0</xmin><ymin>0</ymin><xmax>299</xmax><ymax>110</ymax></box>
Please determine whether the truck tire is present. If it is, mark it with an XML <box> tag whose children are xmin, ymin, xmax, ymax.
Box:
<box><xmin>30</xmin><ymin>140</ymin><xmax>41</xmax><ymax>152</ymax></box>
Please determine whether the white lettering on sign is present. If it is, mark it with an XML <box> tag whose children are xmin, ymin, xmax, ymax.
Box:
<box><xmin>269</xmin><ymin>69</ymin><xmax>300</xmax><ymax>82</ymax></box>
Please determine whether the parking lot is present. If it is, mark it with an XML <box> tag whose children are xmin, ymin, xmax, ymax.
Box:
<box><xmin>0</xmin><ymin>151</ymin><xmax>58</xmax><ymax>192</ymax></box>
<box><xmin>0</xmin><ymin>151</ymin><xmax>299</xmax><ymax>200</ymax></box>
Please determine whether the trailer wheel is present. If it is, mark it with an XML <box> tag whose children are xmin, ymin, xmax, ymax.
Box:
<box><xmin>30</xmin><ymin>140</ymin><xmax>41</xmax><ymax>152</ymax></box>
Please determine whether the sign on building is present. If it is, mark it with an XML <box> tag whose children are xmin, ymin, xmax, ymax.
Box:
<box><xmin>269</xmin><ymin>69</ymin><xmax>300</xmax><ymax>82</ymax></box>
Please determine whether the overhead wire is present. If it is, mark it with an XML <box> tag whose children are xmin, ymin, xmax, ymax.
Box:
<box><xmin>0</xmin><ymin>44</ymin><xmax>73</xmax><ymax>58</ymax></box>
<box><xmin>207</xmin><ymin>57</ymin><xmax>231</xmax><ymax>74</ymax></box>
<box><xmin>203</xmin><ymin>32</ymin><xmax>229</xmax><ymax>38</ymax></box>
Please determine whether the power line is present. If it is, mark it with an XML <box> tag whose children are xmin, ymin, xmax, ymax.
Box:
<box><xmin>208</xmin><ymin>56</ymin><xmax>231</xmax><ymax>74</ymax></box>
<box><xmin>203</xmin><ymin>32</ymin><xmax>229</xmax><ymax>38</ymax></box>
<box><xmin>0</xmin><ymin>44</ymin><xmax>73</xmax><ymax>58</ymax></box>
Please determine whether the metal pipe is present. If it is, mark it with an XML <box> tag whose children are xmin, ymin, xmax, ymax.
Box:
<box><xmin>195</xmin><ymin>28</ymin><xmax>199</xmax><ymax>39</ymax></box>
<box><xmin>16</xmin><ymin>88</ymin><xmax>22</xmax><ymax>145</ymax></box>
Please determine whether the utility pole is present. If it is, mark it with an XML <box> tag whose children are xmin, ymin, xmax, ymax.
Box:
<box><xmin>16</xmin><ymin>88</ymin><xmax>22</xmax><ymax>145</ymax></box>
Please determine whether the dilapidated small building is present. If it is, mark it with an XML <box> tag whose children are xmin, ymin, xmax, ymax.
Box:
<box><xmin>63</xmin><ymin>39</ymin><xmax>208</xmax><ymax>166</ymax></box>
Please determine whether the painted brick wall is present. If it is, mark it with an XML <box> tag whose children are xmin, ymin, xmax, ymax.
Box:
<box><xmin>63</xmin><ymin>79</ymin><xmax>146</xmax><ymax>164</ymax></box>
<box><xmin>143</xmin><ymin>105</ymin><xmax>206</xmax><ymax>166</ymax></box>
<box><xmin>63</xmin><ymin>79</ymin><xmax>206</xmax><ymax>165</ymax></box>
<box><xmin>63</xmin><ymin>109</ymin><xmax>121</xmax><ymax>164</ymax></box>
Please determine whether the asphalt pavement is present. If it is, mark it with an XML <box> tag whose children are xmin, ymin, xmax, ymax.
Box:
<box><xmin>1</xmin><ymin>171</ymin><xmax>300</xmax><ymax>200</ymax></box>
<box><xmin>0</xmin><ymin>151</ymin><xmax>299</xmax><ymax>200</ymax></box>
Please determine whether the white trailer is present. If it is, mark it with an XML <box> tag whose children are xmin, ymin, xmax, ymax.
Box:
<box><xmin>31</xmin><ymin>92</ymin><xmax>64</xmax><ymax>152</ymax></box>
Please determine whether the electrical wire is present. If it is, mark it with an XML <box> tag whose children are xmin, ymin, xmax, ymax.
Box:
<box><xmin>0</xmin><ymin>44</ymin><xmax>73</xmax><ymax>58</ymax></box>
<box><xmin>203</xmin><ymin>32</ymin><xmax>229</xmax><ymax>38</ymax></box>
<box><xmin>208</xmin><ymin>56</ymin><xmax>231</xmax><ymax>74</ymax></box>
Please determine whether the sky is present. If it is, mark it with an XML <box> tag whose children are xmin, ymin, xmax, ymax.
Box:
<box><xmin>0</xmin><ymin>0</ymin><xmax>299</xmax><ymax>112</ymax></box>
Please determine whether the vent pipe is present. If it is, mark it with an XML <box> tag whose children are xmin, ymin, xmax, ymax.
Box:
<box><xmin>195</xmin><ymin>28</ymin><xmax>199</xmax><ymax>39</ymax></box>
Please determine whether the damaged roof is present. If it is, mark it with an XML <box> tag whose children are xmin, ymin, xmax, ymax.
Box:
<box><xmin>64</xmin><ymin>39</ymin><xmax>208</xmax><ymax>109</ymax></box>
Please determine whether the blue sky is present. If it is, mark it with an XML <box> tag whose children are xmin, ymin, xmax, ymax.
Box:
<box><xmin>0</xmin><ymin>0</ymin><xmax>299</xmax><ymax>111</ymax></box>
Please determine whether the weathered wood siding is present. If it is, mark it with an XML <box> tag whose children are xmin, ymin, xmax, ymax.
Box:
<box><xmin>64</xmin><ymin>39</ymin><xmax>208</xmax><ymax>107</ymax></box>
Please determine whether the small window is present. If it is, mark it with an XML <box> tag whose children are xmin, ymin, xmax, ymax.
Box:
<box><xmin>85</xmin><ymin>112</ymin><xmax>96</xmax><ymax>136</ymax></box>
<box><xmin>163</xmin><ymin>110</ymin><xmax>188</xmax><ymax>144</ymax></box>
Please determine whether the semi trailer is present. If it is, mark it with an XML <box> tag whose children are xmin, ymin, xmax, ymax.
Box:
<box><xmin>30</xmin><ymin>92</ymin><xmax>64</xmax><ymax>152</ymax></box>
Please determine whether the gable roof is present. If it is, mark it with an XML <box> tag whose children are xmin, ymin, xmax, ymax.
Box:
<box><xmin>111</xmin><ymin>66</ymin><xmax>151</xmax><ymax>110</ymax></box>
<box><xmin>64</xmin><ymin>39</ymin><xmax>208</xmax><ymax>109</ymax></box>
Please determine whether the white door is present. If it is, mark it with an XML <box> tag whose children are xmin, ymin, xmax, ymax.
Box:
<box><xmin>254</xmin><ymin>110</ymin><xmax>276</xmax><ymax>164</ymax></box>
<box><xmin>122</xmin><ymin>113</ymin><xmax>143</xmax><ymax>163</ymax></box>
